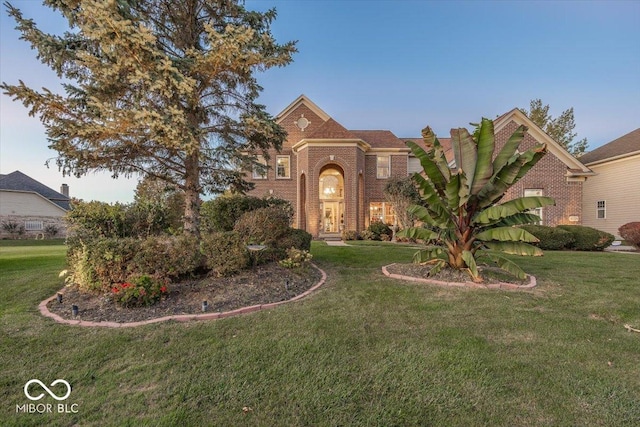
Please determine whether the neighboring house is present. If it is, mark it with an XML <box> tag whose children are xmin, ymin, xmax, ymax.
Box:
<box><xmin>0</xmin><ymin>170</ymin><xmax>71</xmax><ymax>238</ymax></box>
<box><xmin>247</xmin><ymin>95</ymin><xmax>594</xmax><ymax>238</ymax></box>
<box><xmin>580</xmin><ymin>128</ymin><xmax>640</xmax><ymax>239</ymax></box>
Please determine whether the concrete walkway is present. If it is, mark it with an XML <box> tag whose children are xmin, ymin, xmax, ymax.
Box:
<box><xmin>324</xmin><ymin>240</ymin><xmax>350</xmax><ymax>246</ymax></box>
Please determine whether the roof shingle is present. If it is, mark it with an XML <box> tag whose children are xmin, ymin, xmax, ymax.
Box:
<box><xmin>0</xmin><ymin>170</ymin><xmax>70</xmax><ymax>210</ymax></box>
<box><xmin>579</xmin><ymin>128</ymin><xmax>640</xmax><ymax>165</ymax></box>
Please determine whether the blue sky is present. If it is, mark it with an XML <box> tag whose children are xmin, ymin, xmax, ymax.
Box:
<box><xmin>1</xmin><ymin>0</ymin><xmax>639</xmax><ymax>203</ymax></box>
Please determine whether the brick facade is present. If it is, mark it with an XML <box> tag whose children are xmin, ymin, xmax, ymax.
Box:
<box><xmin>247</xmin><ymin>96</ymin><xmax>592</xmax><ymax>237</ymax></box>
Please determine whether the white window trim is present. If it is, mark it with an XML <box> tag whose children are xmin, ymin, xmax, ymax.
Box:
<box><xmin>596</xmin><ymin>200</ymin><xmax>606</xmax><ymax>219</ymax></box>
<box><xmin>524</xmin><ymin>189</ymin><xmax>544</xmax><ymax>224</ymax></box>
<box><xmin>24</xmin><ymin>220</ymin><xmax>43</xmax><ymax>231</ymax></box>
<box><xmin>276</xmin><ymin>155</ymin><xmax>291</xmax><ymax>179</ymax></box>
<box><xmin>252</xmin><ymin>155</ymin><xmax>267</xmax><ymax>180</ymax></box>
<box><xmin>377</xmin><ymin>155</ymin><xmax>391</xmax><ymax>179</ymax></box>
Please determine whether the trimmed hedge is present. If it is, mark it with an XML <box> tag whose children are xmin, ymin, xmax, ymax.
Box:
<box><xmin>68</xmin><ymin>235</ymin><xmax>204</xmax><ymax>292</ymax></box>
<box><xmin>201</xmin><ymin>195</ymin><xmax>293</xmax><ymax>233</ymax></box>
<box><xmin>234</xmin><ymin>206</ymin><xmax>291</xmax><ymax>246</ymax></box>
<box><xmin>367</xmin><ymin>222</ymin><xmax>392</xmax><ymax>241</ymax></box>
<box><xmin>519</xmin><ymin>225</ymin><xmax>575</xmax><ymax>250</ymax></box>
<box><xmin>618</xmin><ymin>222</ymin><xmax>640</xmax><ymax>249</ymax></box>
<box><xmin>556</xmin><ymin>225</ymin><xmax>615</xmax><ymax>251</ymax></box>
<box><xmin>200</xmin><ymin>231</ymin><xmax>250</xmax><ymax>277</ymax></box>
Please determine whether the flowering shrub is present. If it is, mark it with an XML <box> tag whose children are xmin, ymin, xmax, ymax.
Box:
<box><xmin>111</xmin><ymin>275</ymin><xmax>168</xmax><ymax>307</ymax></box>
<box><xmin>279</xmin><ymin>248</ymin><xmax>313</xmax><ymax>269</ymax></box>
<box><xmin>618</xmin><ymin>222</ymin><xmax>640</xmax><ymax>249</ymax></box>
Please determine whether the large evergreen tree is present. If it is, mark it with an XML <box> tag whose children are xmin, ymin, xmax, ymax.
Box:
<box><xmin>2</xmin><ymin>0</ymin><xmax>296</xmax><ymax>236</ymax></box>
<box><xmin>521</xmin><ymin>99</ymin><xmax>588</xmax><ymax>157</ymax></box>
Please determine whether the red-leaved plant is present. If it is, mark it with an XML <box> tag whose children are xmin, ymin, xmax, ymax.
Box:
<box><xmin>111</xmin><ymin>275</ymin><xmax>168</xmax><ymax>307</ymax></box>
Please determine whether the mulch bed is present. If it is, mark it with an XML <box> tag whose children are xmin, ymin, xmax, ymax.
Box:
<box><xmin>385</xmin><ymin>263</ymin><xmax>529</xmax><ymax>285</ymax></box>
<box><xmin>47</xmin><ymin>263</ymin><xmax>323</xmax><ymax>324</ymax></box>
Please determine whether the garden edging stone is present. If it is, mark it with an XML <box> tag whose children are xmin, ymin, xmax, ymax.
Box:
<box><xmin>39</xmin><ymin>263</ymin><xmax>327</xmax><ymax>327</ymax></box>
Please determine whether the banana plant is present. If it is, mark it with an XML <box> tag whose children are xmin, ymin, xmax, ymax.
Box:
<box><xmin>397</xmin><ymin>118</ymin><xmax>554</xmax><ymax>281</ymax></box>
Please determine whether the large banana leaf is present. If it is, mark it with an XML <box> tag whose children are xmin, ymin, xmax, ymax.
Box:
<box><xmin>475</xmin><ymin>226</ymin><xmax>539</xmax><ymax>243</ymax></box>
<box><xmin>478</xmin><ymin>148</ymin><xmax>548</xmax><ymax>208</ymax></box>
<box><xmin>461</xmin><ymin>250</ymin><xmax>480</xmax><ymax>281</ymax></box>
<box><xmin>492</xmin><ymin>124</ymin><xmax>526</xmax><ymax>173</ymax></box>
<box><xmin>484</xmin><ymin>241</ymin><xmax>543</xmax><ymax>256</ymax></box>
<box><xmin>445</xmin><ymin>171</ymin><xmax>470</xmax><ymax>210</ymax></box>
<box><xmin>490</xmin><ymin>212</ymin><xmax>543</xmax><ymax>228</ymax></box>
<box><xmin>421</xmin><ymin>126</ymin><xmax>451</xmax><ymax>180</ymax></box>
<box><xmin>478</xmin><ymin>251</ymin><xmax>527</xmax><ymax>280</ymax></box>
<box><xmin>471</xmin><ymin>118</ymin><xmax>495</xmax><ymax>195</ymax></box>
<box><xmin>412</xmin><ymin>246</ymin><xmax>447</xmax><ymax>264</ymax></box>
<box><xmin>412</xmin><ymin>174</ymin><xmax>451</xmax><ymax>226</ymax></box>
<box><xmin>473</xmin><ymin>196</ymin><xmax>555</xmax><ymax>225</ymax></box>
<box><xmin>396</xmin><ymin>226</ymin><xmax>439</xmax><ymax>242</ymax></box>
<box><xmin>451</xmin><ymin>128</ymin><xmax>477</xmax><ymax>189</ymax></box>
<box><xmin>407</xmin><ymin>140</ymin><xmax>448</xmax><ymax>195</ymax></box>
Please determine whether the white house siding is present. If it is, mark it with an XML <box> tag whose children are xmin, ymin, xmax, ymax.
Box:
<box><xmin>0</xmin><ymin>191</ymin><xmax>67</xmax><ymax>238</ymax></box>
<box><xmin>582</xmin><ymin>154</ymin><xmax>640</xmax><ymax>239</ymax></box>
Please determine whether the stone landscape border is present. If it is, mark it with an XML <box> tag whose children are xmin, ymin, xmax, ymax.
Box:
<box><xmin>39</xmin><ymin>263</ymin><xmax>327</xmax><ymax>328</ymax></box>
<box><xmin>382</xmin><ymin>263</ymin><xmax>537</xmax><ymax>290</ymax></box>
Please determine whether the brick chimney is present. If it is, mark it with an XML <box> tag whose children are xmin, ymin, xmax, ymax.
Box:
<box><xmin>60</xmin><ymin>183</ymin><xmax>69</xmax><ymax>197</ymax></box>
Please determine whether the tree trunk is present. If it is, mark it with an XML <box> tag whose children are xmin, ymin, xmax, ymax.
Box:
<box><xmin>183</xmin><ymin>153</ymin><xmax>201</xmax><ymax>237</ymax></box>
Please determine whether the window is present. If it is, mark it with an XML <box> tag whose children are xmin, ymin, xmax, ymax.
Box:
<box><xmin>369</xmin><ymin>202</ymin><xmax>395</xmax><ymax>225</ymax></box>
<box><xmin>524</xmin><ymin>189</ymin><xmax>544</xmax><ymax>224</ymax></box>
<box><xmin>596</xmin><ymin>200</ymin><xmax>606</xmax><ymax>219</ymax></box>
<box><xmin>252</xmin><ymin>155</ymin><xmax>267</xmax><ymax>180</ymax></box>
<box><xmin>276</xmin><ymin>155</ymin><xmax>290</xmax><ymax>179</ymax></box>
<box><xmin>24</xmin><ymin>221</ymin><xmax>43</xmax><ymax>231</ymax></box>
<box><xmin>377</xmin><ymin>155</ymin><xmax>390</xmax><ymax>178</ymax></box>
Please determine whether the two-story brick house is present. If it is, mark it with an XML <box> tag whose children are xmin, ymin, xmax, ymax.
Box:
<box><xmin>247</xmin><ymin>95</ymin><xmax>593</xmax><ymax>238</ymax></box>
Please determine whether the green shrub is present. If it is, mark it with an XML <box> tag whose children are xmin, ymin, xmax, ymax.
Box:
<box><xmin>234</xmin><ymin>206</ymin><xmax>291</xmax><ymax>245</ymax></box>
<box><xmin>618</xmin><ymin>222</ymin><xmax>640</xmax><ymax>249</ymax></box>
<box><xmin>276</xmin><ymin>228</ymin><xmax>312</xmax><ymax>251</ymax></box>
<box><xmin>67</xmin><ymin>237</ymin><xmax>141</xmax><ymax>292</ymax></box>
<box><xmin>367</xmin><ymin>221</ymin><xmax>392</xmax><ymax>241</ymax></box>
<box><xmin>134</xmin><ymin>235</ymin><xmax>202</xmax><ymax>279</ymax></box>
<box><xmin>557</xmin><ymin>225</ymin><xmax>615</xmax><ymax>251</ymax></box>
<box><xmin>65</xmin><ymin>200</ymin><xmax>131</xmax><ymax>240</ymax></box>
<box><xmin>279</xmin><ymin>248</ymin><xmax>313</xmax><ymax>269</ymax></box>
<box><xmin>519</xmin><ymin>225</ymin><xmax>575</xmax><ymax>250</ymax></box>
<box><xmin>110</xmin><ymin>275</ymin><xmax>169</xmax><ymax>307</ymax></box>
<box><xmin>201</xmin><ymin>195</ymin><xmax>293</xmax><ymax>233</ymax></box>
<box><xmin>342</xmin><ymin>230</ymin><xmax>359</xmax><ymax>241</ymax></box>
<box><xmin>360</xmin><ymin>230</ymin><xmax>375</xmax><ymax>241</ymax></box>
<box><xmin>201</xmin><ymin>231</ymin><xmax>250</xmax><ymax>277</ymax></box>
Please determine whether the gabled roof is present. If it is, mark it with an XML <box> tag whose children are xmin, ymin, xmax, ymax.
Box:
<box><xmin>495</xmin><ymin>108</ymin><xmax>593</xmax><ymax>177</ymax></box>
<box><xmin>276</xmin><ymin>94</ymin><xmax>331</xmax><ymax>124</ymax></box>
<box><xmin>402</xmin><ymin>109</ymin><xmax>593</xmax><ymax>176</ymax></box>
<box><xmin>0</xmin><ymin>170</ymin><xmax>70</xmax><ymax>210</ymax></box>
<box><xmin>579</xmin><ymin>128</ymin><xmax>640</xmax><ymax>166</ymax></box>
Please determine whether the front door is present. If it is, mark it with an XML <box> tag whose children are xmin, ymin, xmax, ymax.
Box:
<box><xmin>321</xmin><ymin>201</ymin><xmax>344</xmax><ymax>233</ymax></box>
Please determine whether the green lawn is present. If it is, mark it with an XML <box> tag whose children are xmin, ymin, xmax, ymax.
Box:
<box><xmin>1</xmin><ymin>240</ymin><xmax>639</xmax><ymax>426</ymax></box>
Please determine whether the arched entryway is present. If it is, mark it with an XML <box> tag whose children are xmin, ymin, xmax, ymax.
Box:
<box><xmin>319</xmin><ymin>165</ymin><xmax>344</xmax><ymax>235</ymax></box>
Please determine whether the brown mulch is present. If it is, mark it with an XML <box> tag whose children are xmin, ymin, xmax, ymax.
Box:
<box><xmin>385</xmin><ymin>263</ymin><xmax>528</xmax><ymax>285</ymax></box>
<box><xmin>47</xmin><ymin>263</ymin><xmax>323</xmax><ymax>323</ymax></box>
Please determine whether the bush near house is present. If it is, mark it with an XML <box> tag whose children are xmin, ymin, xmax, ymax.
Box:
<box><xmin>200</xmin><ymin>231</ymin><xmax>250</xmax><ymax>277</ymax></box>
<box><xmin>201</xmin><ymin>194</ymin><xmax>293</xmax><ymax>233</ymax></box>
<box><xmin>519</xmin><ymin>225</ymin><xmax>575</xmax><ymax>250</ymax></box>
<box><xmin>556</xmin><ymin>225</ymin><xmax>614</xmax><ymax>251</ymax></box>
<box><xmin>366</xmin><ymin>221</ymin><xmax>392</xmax><ymax>241</ymax></box>
<box><xmin>65</xmin><ymin>195</ymin><xmax>310</xmax><ymax>294</ymax></box>
<box><xmin>618</xmin><ymin>222</ymin><xmax>640</xmax><ymax>249</ymax></box>
<box><xmin>341</xmin><ymin>230</ymin><xmax>360</xmax><ymax>241</ymax></box>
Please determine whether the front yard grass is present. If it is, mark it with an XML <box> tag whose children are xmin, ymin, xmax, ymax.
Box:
<box><xmin>1</xmin><ymin>240</ymin><xmax>639</xmax><ymax>426</ymax></box>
